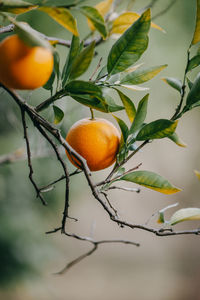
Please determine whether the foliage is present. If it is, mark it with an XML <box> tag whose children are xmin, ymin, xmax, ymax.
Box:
<box><xmin>0</xmin><ymin>0</ymin><xmax>200</xmax><ymax>279</ymax></box>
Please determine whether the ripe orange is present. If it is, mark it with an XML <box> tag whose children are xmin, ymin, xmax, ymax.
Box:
<box><xmin>65</xmin><ymin>118</ymin><xmax>121</xmax><ymax>171</ymax></box>
<box><xmin>0</xmin><ymin>34</ymin><xmax>53</xmax><ymax>90</ymax></box>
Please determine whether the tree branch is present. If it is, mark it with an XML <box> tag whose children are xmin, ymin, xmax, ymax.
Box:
<box><xmin>55</xmin><ymin>231</ymin><xmax>140</xmax><ymax>274</ymax></box>
<box><xmin>171</xmin><ymin>47</ymin><xmax>191</xmax><ymax>120</ymax></box>
<box><xmin>0</xmin><ymin>24</ymin><xmax>103</xmax><ymax>48</ymax></box>
<box><xmin>20</xmin><ymin>108</ymin><xmax>47</xmax><ymax>206</ymax></box>
<box><xmin>2</xmin><ymin>83</ymin><xmax>200</xmax><ymax>276</ymax></box>
<box><xmin>31</xmin><ymin>123</ymin><xmax>70</xmax><ymax>232</ymax></box>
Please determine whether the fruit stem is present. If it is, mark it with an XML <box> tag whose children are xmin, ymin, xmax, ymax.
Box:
<box><xmin>90</xmin><ymin>108</ymin><xmax>95</xmax><ymax>120</ymax></box>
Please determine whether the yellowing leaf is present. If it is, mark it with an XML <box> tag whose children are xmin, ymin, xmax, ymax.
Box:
<box><xmin>170</xmin><ymin>208</ymin><xmax>200</xmax><ymax>225</ymax></box>
<box><xmin>119</xmin><ymin>170</ymin><xmax>181</xmax><ymax>194</ymax></box>
<box><xmin>136</xmin><ymin>119</ymin><xmax>178</xmax><ymax>141</ymax></box>
<box><xmin>96</xmin><ymin>0</ymin><xmax>113</xmax><ymax>16</ymax></box>
<box><xmin>120</xmin><ymin>84</ymin><xmax>149</xmax><ymax>91</ymax></box>
<box><xmin>168</xmin><ymin>132</ymin><xmax>187</xmax><ymax>147</ymax></box>
<box><xmin>194</xmin><ymin>170</ymin><xmax>200</xmax><ymax>181</ymax></box>
<box><xmin>0</xmin><ymin>5</ymin><xmax>37</xmax><ymax>14</ymax></box>
<box><xmin>120</xmin><ymin>65</ymin><xmax>167</xmax><ymax>85</ymax></box>
<box><xmin>123</xmin><ymin>63</ymin><xmax>144</xmax><ymax>74</ymax></box>
<box><xmin>39</xmin><ymin>7</ymin><xmax>79</xmax><ymax>36</ymax></box>
<box><xmin>53</xmin><ymin>105</ymin><xmax>64</xmax><ymax>125</ymax></box>
<box><xmin>115</xmin><ymin>89</ymin><xmax>136</xmax><ymax>123</ymax></box>
<box><xmin>192</xmin><ymin>0</ymin><xmax>200</xmax><ymax>44</ymax></box>
<box><xmin>88</xmin><ymin>0</ymin><xmax>113</xmax><ymax>31</ymax></box>
<box><xmin>81</xmin><ymin>6</ymin><xmax>107</xmax><ymax>38</ymax></box>
<box><xmin>111</xmin><ymin>12</ymin><xmax>165</xmax><ymax>35</ymax></box>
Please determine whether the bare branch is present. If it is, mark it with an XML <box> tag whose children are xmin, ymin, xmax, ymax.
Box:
<box><xmin>0</xmin><ymin>24</ymin><xmax>103</xmax><ymax>48</ymax></box>
<box><xmin>171</xmin><ymin>47</ymin><xmax>191</xmax><ymax>120</ymax></box>
<box><xmin>107</xmin><ymin>186</ymin><xmax>140</xmax><ymax>193</ymax></box>
<box><xmin>39</xmin><ymin>169</ymin><xmax>81</xmax><ymax>193</ymax></box>
<box><xmin>101</xmin><ymin>191</ymin><xmax>119</xmax><ymax>218</ymax></box>
<box><xmin>33</xmin><ymin>124</ymin><xmax>70</xmax><ymax>231</ymax></box>
<box><xmin>89</xmin><ymin>57</ymin><xmax>103</xmax><ymax>81</ymax></box>
<box><xmin>56</xmin><ymin>231</ymin><xmax>140</xmax><ymax>274</ymax></box>
<box><xmin>2</xmin><ymin>84</ymin><xmax>200</xmax><ymax>269</ymax></box>
<box><xmin>0</xmin><ymin>24</ymin><xmax>14</xmax><ymax>34</ymax></box>
<box><xmin>55</xmin><ymin>244</ymin><xmax>98</xmax><ymax>274</ymax></box>
<box><xmin>20</xmin><ymin>108</ymin><xmax>47</xmax><ymax>206</ymax></box>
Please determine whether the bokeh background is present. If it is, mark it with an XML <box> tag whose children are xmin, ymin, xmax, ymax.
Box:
<box><xmin>0</xmin><ymin>0</ymin><xmax>200</xmax><ymax>299</ymax></box>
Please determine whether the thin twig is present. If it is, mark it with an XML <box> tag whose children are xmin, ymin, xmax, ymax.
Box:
<box><xmin>101</xmin><ymin>191</ymin><xmax>119</xmax><ymax>218</ymax></box>
<box><xmin>89</xmin><ymin>57</ymin><xmax>102</xmax><ymax>81</ymax></box>
<box><xmin>171</xmin><ymin>47</ymin><xmax>191</xmax><ymax>120</ymax></box>
<box><xmin>107</xmin><ymin>186</ymin><xmax>140</xmax><ymax>193</ymax></box>
<box><xmin>20</xmin><ymin>108</ymin><xmax>47</xmax><ymax>206</ymax></box>
<box><xmin>0</xmin><ymin>24</ymin><xmax>14</xmax><ymax>34</ymax></box>
<box><xmin>55</xmin><ymin>232</ymin><xmax>139</xmax><ymax>274</ymax></box>
<box><xmin>31</xmin><ymin>123</ymin><xmax>70</xmax><ymax>232</ymax></box>
<box><xmin>138</xmin><ymin>0</ymin><xmax>158</xmax><ymax>14</ymax></box>
<box><xmin>39</xmin><ymin>169</ymin><xmax>81</xmax><ymax>193</ymax></box>
<box><xmin>152</xmin><ymin>0</ymin><xmax>176</xmax><ymax>21</ymax></box>
<box><xmin>2</xmin><ymin>84</ymin><xmax>200</xmax><ymax>262</ymax></box>
<box><xmin>0</xmin><ymin>24</ymin><xmax>103</xmax><ymax>48</ymax></box>
<box><xmin>55</xmin><ymin>244</ymin><xmax>98</xmax><ymax>274</ymax></box>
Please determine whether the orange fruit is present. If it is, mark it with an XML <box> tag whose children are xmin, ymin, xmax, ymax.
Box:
<box><xmin>65</xmin><ymin>118</ymin><xmax>120</xmax><ymax>171</ymax></box>
<box><xmin>0</xmin><ymin>34</ymin><xmax>53</xmax><ymax>90</ymax></box>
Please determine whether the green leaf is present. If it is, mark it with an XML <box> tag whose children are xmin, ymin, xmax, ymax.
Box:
<box><xmin>96</xmin><ymin>65</ymin><xmax>107</xmax><ymax>80</ymax></box>
<box><xmin>157</xmin><ymin>212</ymin><xmax>165</xmax><ymax>224</ymax></box>
<box><xmin>80</xmin><ymin>6</ymin><xmax>107</xmax><ymax>38</ymax></box>
<box><xmin>0</xmin><ymin>1</ymin><xmax>37</xmax><ymax>14</ymax></box>
<box><xmin>162</xmin><ymin>77</ymin><xmax>182</xmax><ymax>93</ymax></box>
<box><xmin>64</xmin><ymin>80</ymin><xmax>108</xmax><ymax>112</ymax></box>
<box><xmin>169</xmin><ymin>208</ymin><xmax>200</xmax><ymax>225</ymax></box>
<box><xmin>103</xmin><ymin>94</ymin><xmax>124</xmax><ymax>112</ymax></box>
<box><xmin>0</xmin><ymin>0</ymin><xmax>32</xmax><ymax>6</ymax></box>
<box><xmin>43</xmin><ymin>69</ymin><xmax>55</xmax><ymax>91</ymax></box>
<box><xmin>113</xmin><ymin>115</ymin><xmax>129</xmax><ymax>142</ymax></box>
<box><xmin>69</xmin><ymin>41</ymin><xmax>95</xmax><ymax>80</ymax></box>
<box><xmin>12</xmin><ymin>20</ymin><xmax>52</xmax><ymax>49</ymax></box>
<box><xmin>53</xmin><ymin>105</ymin><xmax>64</xmax><ymax>124</ymax></box>
<box><xmin>192</xmin><ymin>0</ymin><xmax>200</xmax><ymax>45</ymax></box>
<box><xmin>136</xmin><ymin>119</ymin><xmax>178</xmax><ymax>141</ymax></box>
<box><xmin>107</xmin><ymin>9</ymin><xmax>151</xmax><ymax>75</ymax></box>
<box><xmin>115</xmin><ymin>166</ymin><xmax>125</xmax><ymax>177</ymax></box>
<box><xmin>168</xmin><ymin>132</ymin><xmax>187</xmax><ymax>147</ymax></box>
<box><xmin>53</xmin><ymin>51</ymin><xmax>60</xmax><ymax>88</ymax></box>
<box><xmin>65</xmin><ymin>80</ymin><xmax>102</xmax><ymax>96</ymax></box>
<box><xmin>38</xmin><ymin>0</ymin><xmax>85</xmax><ymax>6</ymax></box>
<box><xmin>187</xmin><ymin>55</ymin><xmax>200</xmax><ymax>71</ymax></box>
<box><xmin>115</xmin><ymin>89</ymin><xmax>136</xmax><ymax>122</ymax></box>
<box><xmin>120</xmin><ymin>65</ymin><xmax>167</xmax><ymax>85</ymax></box>
<box><xmin>186</xmin><ymin>72</ymin><xmax>200</xmax><ymax>106</ymax></box>
<box><xmin>39</xmin><ymin>7</ymin><xmax>79</xmax><ymax>36</ymax></box>
<box><xmin>62</xmin><ymin>35</ymin><xmax>80</xmax><ymax>87</ymax></box>
<box><xmin>118</xmin><ymin>170</ymin><xmax>181</xmax><ymax>194</ymax></box>
<box><xmin>187</xmin><ymin>77</ymin><xmax>193</xmax><ymax>89</ymax></box>
<box><xmin>130</xmin><ymin>94</ymin><xmax>149</xmax><ymax>135</ymax></box>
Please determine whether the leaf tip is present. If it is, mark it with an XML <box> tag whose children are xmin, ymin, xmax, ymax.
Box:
<box><xmin>194</xmin><ymin>169</ymin><xmax>200</xmax><ymax>181</ymax></box>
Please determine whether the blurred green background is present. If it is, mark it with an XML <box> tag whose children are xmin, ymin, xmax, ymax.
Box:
<box><xmin>0</xmin><ymin>0</ymin><xmax>200</xmax><ymax>299</ymax></box>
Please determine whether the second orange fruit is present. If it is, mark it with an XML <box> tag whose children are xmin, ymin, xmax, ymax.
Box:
<box><xmin>66</xmin><ymin>118</ymin><xmax>121</xmax><ymax>171</ymax></box>
<box><xmin>0</xmin><ymin>34</ymin><xmax>53</xmax><ymax>90</ymax></box>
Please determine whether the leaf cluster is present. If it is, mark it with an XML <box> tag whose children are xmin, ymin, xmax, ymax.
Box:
<box><xmin>1</xmin><ymin>0</ymin><xmax>200</xmax><ymax>230</ymax></box>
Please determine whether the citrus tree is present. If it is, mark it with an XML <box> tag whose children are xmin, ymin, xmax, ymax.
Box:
<box><xmin>0</xmin><ymin>0</ymin><xmax>200</xmax><ymax>275</ymax></box>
